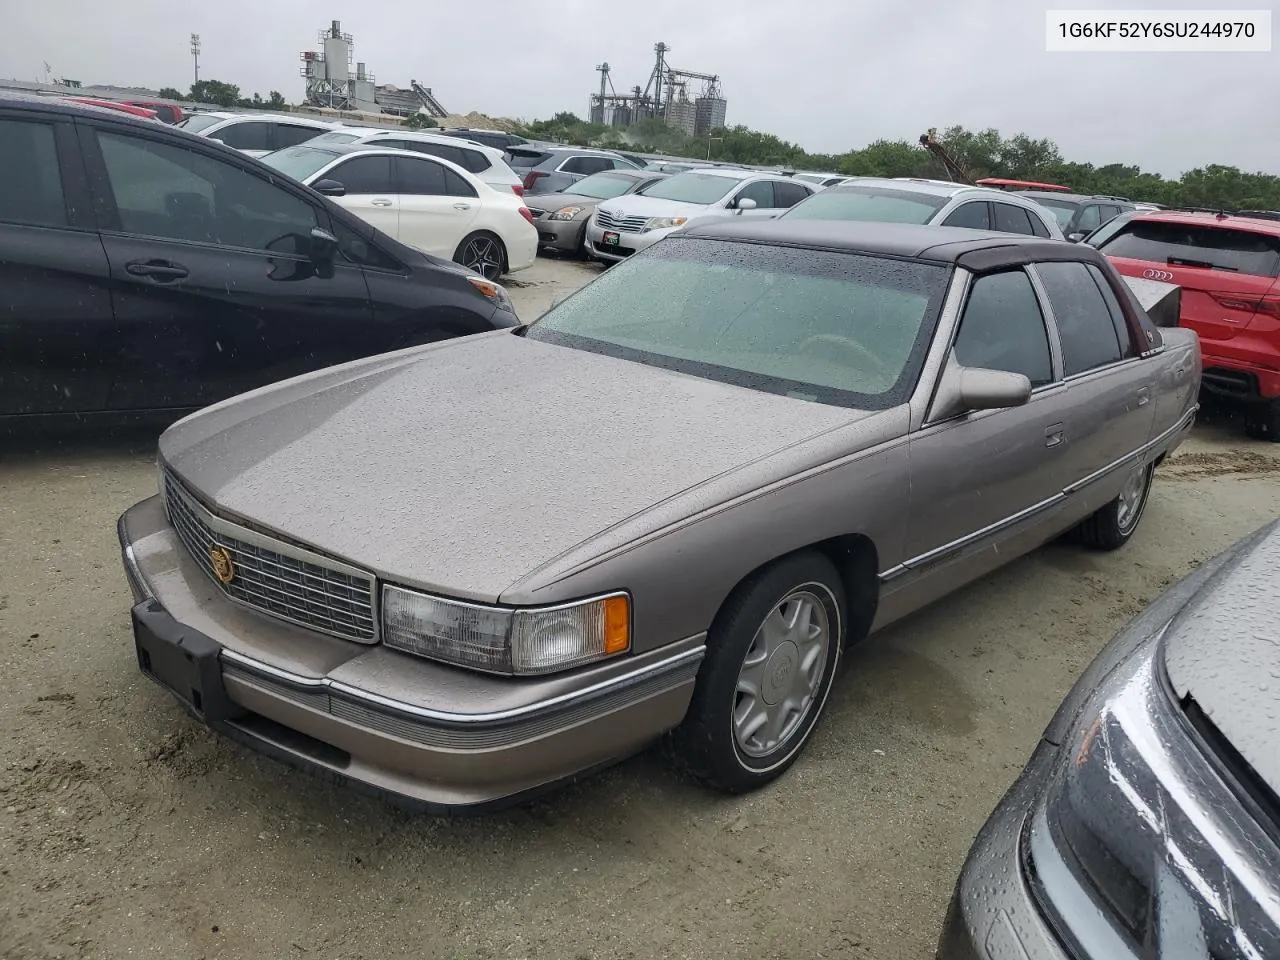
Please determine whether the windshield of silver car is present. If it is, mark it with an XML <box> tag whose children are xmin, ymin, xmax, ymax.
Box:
<box><xmin>526</xmin><ymin>238</ymin><xmax>950</xmax><ymax>408</ymax></box>
<box><xmin>261</xmin><ymin>145</ymin><xmax>343</xmax><ymax>182</ymax></box>
<box><xmin>783</xmin><ymin>186</ymin><xmax>948</xmax><ymax>224</ymax></box>
<box><xmin>567</xmin><ymin>173</ymin><xmax>640</xmax><ymax>200</ymax></box>
<box><xmin>637</xmin><ymin>172</ymin><xmax>741</xmax><ymax>204</ymax></box>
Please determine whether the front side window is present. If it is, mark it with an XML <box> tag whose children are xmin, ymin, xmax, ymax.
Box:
<box><xmin>527</xmin><ymin>238</ymin><xmax>951</xmax><ymax>409</ymax></box>
<box><xmin>329</xmin><ymin>156</ymin><xmax>394</xmax><ymax>195</ymax></box>
<box><xmin>95</xmin><ymin>130</ymin><xmax>318</xmax><ymax>253</ymax></box>
<box><xmin>1076</xmin><ymin>204</ymin><xmax>1103</xmax><ymax>233</ymax></box>
<box><xmin>953</xmin><ymin>270</ymin><xmax>1053</xmax><ymax>387</ymax></box>
<box><xmin>788</xmin><ymin>186</ymin><xmax>947</xmax><ymax>224</ymax></box>
<box><xmin>208</xmin><ymin>121</ymin><xmax>270</xmax><ymax>151</ymax></box>
<box><xmin>1035</xmin><ymin>260</ymin><xmax>1123</xmax><ymax>376</ymax></box>
<box><xmin>1035</xmin><ymin>198</ymin><xmax>1078</xmax><ymax>229</ymax></box>
<box><xmin>0</xmin><ymin>118</ymin><xmax>67</xmax><ymax>227</ymax></box>
<box><xmin>735</xmin><ymin>180</ymin><xmax>776</xmax><ymax>208</ymax></box>
<box><xmin>942</xmin><ymin>202</ymin><xmax>990</xmax><ymax>230</ymax></box>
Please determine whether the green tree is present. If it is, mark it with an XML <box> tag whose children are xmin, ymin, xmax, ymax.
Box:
<box><xmin>267</xmin><ymin>91</ymin><xmax>288</xmax><ymax>109</ymax></box>
<box><xmin>157</xmin><ymin>86</ymin><xmax>184</xmax><ymax>101</ymax></box>
<box><xmin>404</xmin><ymin>112</ymin><xmax>439</xmax><ymax>129</ymax></box>
<box><xmin>188</xmin><ymin>79</ymin><xmax>241</xmax><ymax>107</ymax></box>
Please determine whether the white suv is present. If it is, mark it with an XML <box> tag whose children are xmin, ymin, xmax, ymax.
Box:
<box><xmin>307</xmin><ymin>127</ymin><xmax>524</xmax><ymax>196</ymax></box>
<box><xmin>176</xmin><ymin>113</ymin><xmax>334</xmax><ymax>157</ymax></box>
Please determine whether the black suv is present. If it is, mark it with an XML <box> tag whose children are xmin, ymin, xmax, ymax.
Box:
<box><xmin>435</xmin><ymin>128</ymin><xmax>530</xmax><ymax>152</ymax></box>
<box><xmin>1018</xmin><ymin>191</ymin><xmax>1136</xmax><ymax>242</ymax></box>
<box><xmin>0</xmin><ymin>95</ymin><xmax>518</xmax><ymax>424</ymax></box>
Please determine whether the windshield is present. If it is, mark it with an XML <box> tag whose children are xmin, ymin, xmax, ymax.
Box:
<box><xmin>782</xmin><ymin>186</ymin><xmax>947</xmax><ymax>224</ymax></box>
<box><xmin>260</xmin><ymin>145</ymin><xmax>342</xmax><ymax>182</ymax></box>
<box><xmin>526</xmin><ymin>238</ymin><xmax>949</xmax><ymax>409</ymax></box>
<box><xmin>565</xmin><ymin>173</ymin><xmax>639</xmax><ymax>200</ymax></box>
<box><xmin>638</xmin><ymin>172</ymin><xmax>741</xmax><ymax>204</ymax></box>
<box><xmin>310</xmin><ymin>131</ymin><xmax>362</xmax><ymax>144</ymax></box>
<box><xmin>1098</xmin><ymin>221</ymin><xmax>1280</xmax><ymax>277</ymax></box>
<box><xmin>177</xmin><ymin>114</ymin><xmax>224</xmax><ymax>134</ymax></box>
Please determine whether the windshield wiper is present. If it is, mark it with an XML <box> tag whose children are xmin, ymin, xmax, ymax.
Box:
<box><xmin>1168</xmin><ymin>256</ymin><xmax>1238</xmax><ymax>272</ymax></box>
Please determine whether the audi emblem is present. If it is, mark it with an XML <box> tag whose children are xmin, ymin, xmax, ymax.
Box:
<box><xmin>1142</xmin><ymin>268</ymin><xmax>1175</xmax><ymax>282</ymax></box>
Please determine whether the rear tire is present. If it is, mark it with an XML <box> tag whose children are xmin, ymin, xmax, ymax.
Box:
<box><xmin>671</xmin><ymin>552</ymin><xmax>846</xmax><ymax>793</ymax></box>
<box><xmin>1244</xmin><ymin>399</ymin><xmax>1280</xmax><ymax>442</ymax></box>
<box><xmin>453</xmin><ymin>232</ymin><xmax>507</xmax><ymax>281</ymax></box>
<box><xmin>1075</xmin><ymin>461</ymin><xmax>1153</xmax><ymax>551</ymax></box>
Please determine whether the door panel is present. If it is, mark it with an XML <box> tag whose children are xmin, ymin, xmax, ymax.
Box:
<box><xmin>0</xmin><ymin>115</ymin><xmax>116</xmax><ymax>416</ymax></box>
<box><xmin>325</xmin><ymin>155</ymin><xmax>400</xmax><ymax>239</ymax></box>
<box><xmin>336</xmin><ymin>195</ymin><xmax>400</xmax><ymax>241</ymax></box>
<box><xmin>392</xmin><ymin>156</ymin><xmax>480</xmax><ymax>258</ymax></box>
<box><xmin>83</xmin><ymin>123</ymin><xmax>375</xmax><ymax>411</ymax></box>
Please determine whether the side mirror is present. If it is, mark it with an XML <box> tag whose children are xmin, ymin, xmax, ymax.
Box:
<box><xmin>929</xmin><ymin>359</ymin><xmax>1032</xmax><ymax>422</ymax></box>
<box><xmin>1067</xmin><ymin>232</ymin><xmax>1085</xmax><ymax>243</ymax></box>
<box><xmin>313</xmin><ymin>179</ymin><xmax>346</xmax><ymax>197</ymax></box>
<box><xmin>734</xmin><ymin>197</ymin><xmax>758</xmax><ymax>213</ymax></box>
<box><xmin>308</xmin><ymin>226</ymin><xmax>338</xmax><ymax>263</ymax></box>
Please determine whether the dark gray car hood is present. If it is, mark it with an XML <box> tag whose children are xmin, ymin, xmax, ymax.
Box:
<box><xmin>1163</xmin><ymin>520</ymin><xmax>1280</xmax><ymax>797</ymax></box>
<box><xmin>159</xmin><ymin>331</ymin><xmax>863</xmax><ymax>602</ymax></box>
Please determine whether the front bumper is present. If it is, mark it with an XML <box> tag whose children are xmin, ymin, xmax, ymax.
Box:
<box><xmin>937</xmin><ymin>740</ymin><xmax>1071</xmax><ymax>960</ymax></box>
<box><xmin>584</xmin><ymin>221</ymin><xmax>673</xmax><ymax>262</ymax></box>
<box><xmin>529</xmin><ymin>213</ymin><xmax>587</xmax><ymax>253</ymax></box>
<box><xmin>118</xmin><ymin>496</ymin><xmax>704</xmax><ymax>813</ymax></box>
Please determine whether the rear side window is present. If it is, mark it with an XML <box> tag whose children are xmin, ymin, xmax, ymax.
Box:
<box><xmin>953</xmin><ymin>269</ymin><xmax>1053</xmax><ymax>387</ymax></box>
<box><xmin>0</xmin><ymin>118</ymin><xmax>67</xmax><ymax>227</ymax></box>
<box><xmin>209</xmin><ymin>121</ymin><xmax>270</xmax><ymax>151</ymax></box>
<box><xmin>1097</xmin><ymin>220</ymin><xmax>1280</xmax><ymax>278</ymax></box>
<box><xmin>394</xmin><ymin>157</ymin><xmax>476</xmax><ymax>198</ymax></box>
<box><xmin>274</xmin><ymin>124</ymin><xmax>324</xmax><ymax>149</ymax></box>
<box><xmin>1086</xmin><ymin>264</ymin><xmax>1135</xmax><ymax>358</ymax></box>
<box><xmin>942</xmin><ymin>202</ymin><xmax>990</xmax><ymax>230</ymax></box>
<box><xmin>1028</xmin><ymin>212</ymin><xmax>1051</xmax><ymax>238</ymax></box>
<box><xmin>1076</xmin><ymin>204</ymin><xmax>1103</xmax><ymax>233</ymax></box>
<box><xmin>993</xmin><ymin>203</ymin><xmax>1036</xmax><ymax>235</ymax></box>
<box><xmin>1035</xmin><ymin>260</ymin><xmax>1122</xmax><ymax>376</ymax></box>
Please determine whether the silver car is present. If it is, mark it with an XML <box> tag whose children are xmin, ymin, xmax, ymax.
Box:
<box><xmin>118</xmin><ymin>221</ymin><xmax>1200</xmax><ymax>812</ymax></box>
<box><xmin>523</xmin><ymin>170</ymin><xmax>669</xmax><ymax>255</ymax></box>
<box><xmin>585</xmin><ymin>168</ymin><xmax>816</xmax><ymax>262</ymax></box>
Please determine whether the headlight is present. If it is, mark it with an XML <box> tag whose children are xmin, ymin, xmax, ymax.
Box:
<box><xmin>1024</xmin><ymin>632</ymin><xmax>1276</xmax><ymax>959</ymax></box>
<box><xmin>465</xmin><ymin>275</ymin><xmax>515</xmax><ymax>315</ymax></box>
<box><xmin>548</xmin><ymin>206</ymin><xmax>584</xmax><ymax>221</ymax></box>
<box><xmin>381</xmin><ymin>586</ymin><xmax>631</xmax><ymax>675</ymax></box>
<box><xmin>642</xmin><ymin>216</ymin><xmax>687</xmax><ymax>232</ymax></box>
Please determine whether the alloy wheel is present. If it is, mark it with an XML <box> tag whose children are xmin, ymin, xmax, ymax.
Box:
<box><xmin>461</xmin><ymin>237</ymin><xmax>503</xmax><ymax>280</ymax></box>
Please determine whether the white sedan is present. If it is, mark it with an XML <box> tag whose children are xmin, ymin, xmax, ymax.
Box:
<box><xmin>263</xmin><ymin>143</ymin><xmax>537</xmax><ymax>279</ymax></box>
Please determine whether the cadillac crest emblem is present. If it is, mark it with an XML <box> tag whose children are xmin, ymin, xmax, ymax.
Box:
<box><xmin>209</xmin><ymin>545</ymin><xmax>236</xmax><ymax>585</ymax></box>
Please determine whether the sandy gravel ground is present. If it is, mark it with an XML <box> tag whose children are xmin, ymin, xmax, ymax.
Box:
<box><xmin>2</xmin><ymin>258</ymin><xmax>1278</xmax><ymax>960</ymax></box>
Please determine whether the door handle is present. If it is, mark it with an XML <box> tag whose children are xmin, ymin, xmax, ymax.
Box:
<box><xmin>453</xmin><ymin>202</ymin><xmax>472</xmax><ymax>211</ymax></box>
<box><xmin>125</xmin><ymin>259</ymin><xmax>189</xmax><ymax>282</ymax></box>
<box><xmin>1044</xmin><ymin>422</ymin><xmax>1066</xmax><ymax>447</ymax></box>
<box><xmin>1136</xmin><ymin>386</ymin><xmax>1151</xmax><ymax>407</ymax></box>
<box><xmin>370</xmin><ymin>198</ymin><xmax>393</xmax><ymax>207</ymax></box>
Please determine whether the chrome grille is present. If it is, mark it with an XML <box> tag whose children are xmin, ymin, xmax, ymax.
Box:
<box><xmin>162</xmin><ymin>470</ymin><xmax>377</xmax><ymax>643</ymax></box>
<box><xmin>594</xmin><ymin>209</ymin><xmax>648</xmax><ymax>234</ymax></box>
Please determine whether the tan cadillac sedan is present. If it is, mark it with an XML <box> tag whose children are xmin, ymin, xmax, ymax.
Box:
<box><xmin>118</xmin><ymin>220</ymin><xmax>1201</xmax><ymax>812</ymax></box>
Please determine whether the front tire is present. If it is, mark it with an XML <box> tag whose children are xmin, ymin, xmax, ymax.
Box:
<box><xmin>453</xmin><ymin>232</ymin><xmax>507</xmax><ymax>281</ymax></box>
<box><xmin>1075</xmin><ymin>460</ymin><xmax>1153</xmax><ymax>550</ymax></box>
<box><xmin>672</xmin><ymin>552</ymin><xmax>845</xmax><ymax>793</ymax></box>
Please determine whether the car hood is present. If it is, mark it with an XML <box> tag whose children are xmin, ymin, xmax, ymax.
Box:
<box><xmin>158</xmin><ymin>331</ymin><xmax>863</xmax><ymax>603</ymax></box>
<box><xmin>523</xmin><ymin>192</ymin><xmax>605</xmax><ymax>213</ymax></box>
<box><xmin>598</xmin><ymin>194</ymin><xmax>722</xmax><ymax>219</ymax></box>
<box><xmin>1163</xmin><ymin>519</ymin><xmax>1280</xmax><ymax>797</ymax></box>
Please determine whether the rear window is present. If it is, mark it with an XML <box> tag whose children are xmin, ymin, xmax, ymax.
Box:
<box><xmin>1098</xmin><ymin>221</ymin><xmax>1280</xmax><ymax>278</ymax></box>
<box><xmin>506</xmin><ymin>149</ymin><xmax>552</xmax><ymax>169</ymax></box>
<box><xmin>783</xmin><ymin>186</ymin><xmax>946</xmax><ymax>224</ymax></box>
<box><xmin>1033</xmin><ymin>198</ymin><xmax>1078</xmax><ymax>229</ymax></box>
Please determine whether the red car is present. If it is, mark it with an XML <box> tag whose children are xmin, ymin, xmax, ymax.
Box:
<box><xmin>1094</xmin><ymin>209</ymin><xmax>1280</xmax><ymax>440</ymax></box>
<box><xmin>61</xmin><ymin>97</ymin><xmax>160</xmax><ymax>122</ymax></box>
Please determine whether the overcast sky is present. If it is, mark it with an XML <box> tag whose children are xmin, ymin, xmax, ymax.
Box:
<box><xmin>3</xmin><ymin>0</ymin><xmax>1275</xmax><ymax>177</ymax></box>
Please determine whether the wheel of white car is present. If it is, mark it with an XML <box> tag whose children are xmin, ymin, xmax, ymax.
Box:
<box><xmin>453</xmin><ymin>232</ymin><xmax>507</xmax><ymax>281</ymax></box>
<box><xmin>672</xmin><ymin>552</ymin><xmax>845</xmax><ymax>793</ymax></box>
<box><xmin>1075</xmin><ymin>460</ymin><xmax>1154</xmax><ymax>551</ymax></box>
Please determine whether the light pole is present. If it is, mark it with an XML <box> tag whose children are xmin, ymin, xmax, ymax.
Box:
<box><xmin>706</xmin><ymin>135</ymin><xmax>722</xmax><ymax>160</ymax></box>
<box><xmin>190</xmin><ymin>33</ymin><xmax>201</xmax><ymax>86</ymax></box>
